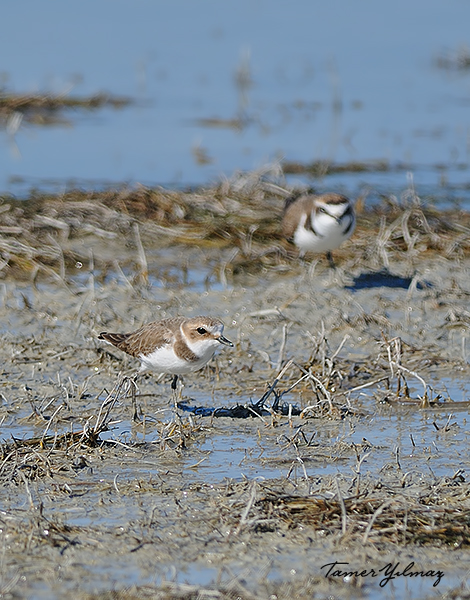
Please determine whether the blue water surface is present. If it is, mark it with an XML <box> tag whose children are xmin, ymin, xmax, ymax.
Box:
<box><xmin>0</xmin><ymin>0</ymin><xmax>469</xmax><ymax>202</ymax></box>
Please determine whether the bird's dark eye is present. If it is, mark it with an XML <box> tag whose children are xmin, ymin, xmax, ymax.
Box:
<box><xmin>197</xmin><ymin>327</ymin><xmax>207</xmax><ymax>335</ymax></box>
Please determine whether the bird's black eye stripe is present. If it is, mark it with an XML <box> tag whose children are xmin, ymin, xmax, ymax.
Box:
<box><xmin>197</xmin><ymin>327</ymin><xmax>207</xmax><ymax>335</ymax></box>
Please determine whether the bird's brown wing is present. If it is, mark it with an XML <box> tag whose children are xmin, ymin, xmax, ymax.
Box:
<box><xmin>99</xmin><ymin>317</ymin><xmax>183</xmax><ymax>358</ymax></box>
<box><xmin>282</xmin><ymin>194</ymin><xmax>314</xmax><ymax>239</ymax></box>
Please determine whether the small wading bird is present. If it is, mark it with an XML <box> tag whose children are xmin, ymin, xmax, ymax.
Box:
<box><xmin>282</xmin><ymin>191</ymin><xmax>356</xmax><ymax>267</ymax></box>
<box><xmin>99</xmin><ymin>316</ymin><xmax>233</xmax><ymax>413</ymax></box>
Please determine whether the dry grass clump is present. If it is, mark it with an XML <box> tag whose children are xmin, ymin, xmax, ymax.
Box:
<box><xmin>0</xmin><ymin>90</ymin><xmax>131</xmax><ymax>127</ymax></box>
<box><xmin>259</xmin><ymin>330</ymin><xmax>461</xmax><ymax>421</ymax></box>
<box><xmin>354</xmin><ymin>199</ymin><xmax>470</xmax><ymax>268</ymax></box>
<box><xmin>0</xmin><ymin>191</ymin><xmax>133</xmax><ymax>279</ymax></box>
<box><xmin>283</xmin><ymin>158</ymin><xmax>392</xmax><ymax>176</ymax></box>
<box><xmin>256</xmin><ymin>482</ymin><xmax>470</xmax><ymax>546</ymax></box>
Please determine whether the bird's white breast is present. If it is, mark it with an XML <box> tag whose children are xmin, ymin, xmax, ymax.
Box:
<box><xmin>139</xmin><ymin>337</ymin><xmax>219</xmax><ymax>375</ymax></box>
<box><xmin>294</xmin><ymin>208</ymin><xmax>354</xmax><ymax>254</ymax></box>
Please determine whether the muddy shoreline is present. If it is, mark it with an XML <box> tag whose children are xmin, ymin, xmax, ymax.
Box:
<box><xmin>1</xmin><ymin>179</ymin><xmax>470</xmax><ymax>599</ymax></box>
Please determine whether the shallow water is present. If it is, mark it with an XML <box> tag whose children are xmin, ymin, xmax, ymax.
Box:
<box><xmin>3</xmin><ymin>372</ymin><xmax>469</xmax><ymax>486</ymax></box>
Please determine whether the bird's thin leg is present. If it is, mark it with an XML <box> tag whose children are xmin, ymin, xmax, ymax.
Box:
<box><xmin>129</xmin><ymin>374</ymin><xmax>140</xmax><ymax>422</ymax></box>
<box><xmin>171</xmin><ymin>374</ymin><xmax>179</xmax><ymax>410</ymax></box>
<box><xmin>326</xmin><ymin>251</ymin><xmax>336</xmax><ymax>269</ymax></box>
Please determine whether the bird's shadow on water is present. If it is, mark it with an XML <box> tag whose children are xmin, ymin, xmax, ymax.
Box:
<box><xmin>346</xmin><ymin>269</ymin><xmax>431</xmax><ymax>291</ymax></box>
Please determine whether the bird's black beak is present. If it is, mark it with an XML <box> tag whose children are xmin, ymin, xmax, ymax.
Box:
<box><xmin>218</xmin><ymin>335</ymin><xmax>233</xmax><ymax>347</ymax></box>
